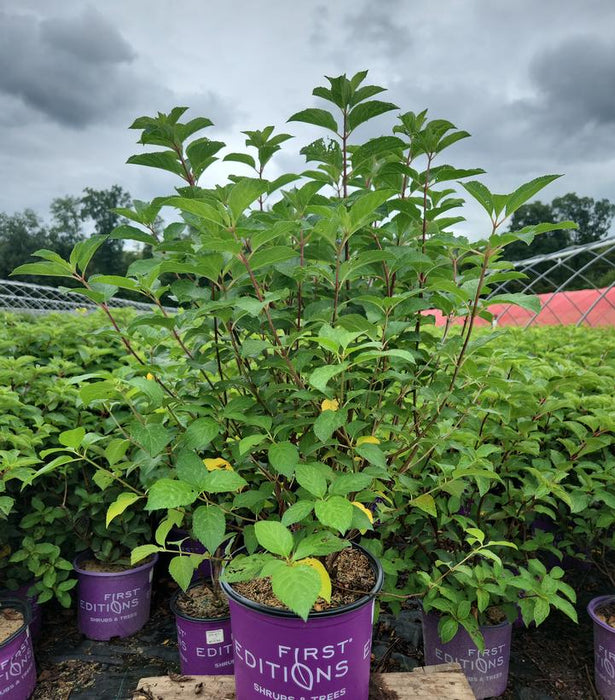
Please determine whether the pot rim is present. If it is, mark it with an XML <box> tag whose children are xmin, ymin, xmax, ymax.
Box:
<box><xmin>0</xmin><ymin>597</ymin><xmax>31</xmax><ymax>650</ymax></box>
<box><xmin>73</xmin><ymin>551</ymin><xmax>159</xmax><ymax>578</ymax></box>
<box><xmin>170</xmin><ymin>579</ymin><xmax>230</xmax><ymax>623</ymax></box>
<box><xmin>220</xmin><ymin>542</ymin><xmax>383</xmax><ymax>620</ymax></box>
<box><xmin>588</xmin><ymin>595</ymin><xmax>615</xmax><ymax>634</ymax></box>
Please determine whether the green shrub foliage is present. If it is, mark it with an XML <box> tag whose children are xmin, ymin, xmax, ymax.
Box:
<box><xmin>9</xmin><ymin>73</ymin><xmax>611</xmax><ymax>641</ymax></box>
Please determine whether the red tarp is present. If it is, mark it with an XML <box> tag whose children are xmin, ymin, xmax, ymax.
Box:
<box><xmin>429</xmin><ymin>287</ymin><xmax>615</xmax><ymax>327</ymax></box>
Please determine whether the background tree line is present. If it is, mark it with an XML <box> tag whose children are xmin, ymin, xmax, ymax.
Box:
<box><xmin>0</xmin><ymin>185</ymin><xmax>147</xmax><ymax>286</ymax></box>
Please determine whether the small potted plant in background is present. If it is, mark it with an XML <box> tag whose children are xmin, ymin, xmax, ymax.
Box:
<box><xmin>165</xmin><ymin>509</ymin><xmax>235</xmax><ymax>676</ymax></box>
<box><xmin>27</xmin><ymin>426</ymin><xmax>157</xmax><ymax>641</ymax></box>
<box><xmin>571</xmin><ymin>454</ymin><xmax>615</xmax><ymax>697</ymax></box>
<box><xmin>0</xmin><ymin>470</ymin><xmax>39</xmax><ymax>699</ymax></box>
<box><xmin>2</xmin><ymin>530</ymin><xmax>76</xmax><ymax>640</ymax></box>
<box><xmin>13</xmin><ymin>68</ymin><xmax>578</xmax><ymax>699</ymax></box>
<box><xmin>418</xmin><ymin>535</ymin><xmax>576</xmax><ymax>698</ymax></box>
<box><xmin>32</xmin><ymin>372</ymin><xmax>239</xmax><ymax>670</ymax></box>
<box><xmin>70</xmin><ymin>483</ymin><xmax>156</xmax><ymax>641</ymax></box>
<box><xmin>134</xmin><ymin>462</ymin><xmax>239</xmax><ymax>677</ymax></box>
<box><xmin>381</xmin><ymin>333</ymin><xmax>585</xmax><ymax>697</ymax></box>
<box><xmin>588</xmin><ymin>595</ymin><xmax>615</xmax><ymax>700</ymax></box>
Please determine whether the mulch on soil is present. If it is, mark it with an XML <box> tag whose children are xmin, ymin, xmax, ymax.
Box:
<box><xmin>232</xmin><ymin>547</ymin><xmax>376</xmax><ymax>612</ymax></box>
<box><xmin>29</xmin><ymin>559</ymin><xmax>603</xmax><ymax>699</ymax></box>
<box><xmin>174</xmin><ymin>582</ymin><xmax>229</xmax><ymax>619</ymax></box>
<box><xmin>0</xmin><ymin>607</ymin><xmax>24</xmax><ymax>642</ymax></box>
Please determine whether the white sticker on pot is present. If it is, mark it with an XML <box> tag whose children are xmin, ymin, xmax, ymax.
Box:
<box><xmin>206</xmin><ymin>628</ymin><xmax>224</xmax><ymax>645</ymax></box>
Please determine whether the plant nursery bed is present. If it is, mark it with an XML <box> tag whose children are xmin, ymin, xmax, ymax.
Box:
<box><xmin>134</xmin><ymin>662</ymin><xmax>474</xmax><ymax>699</ymax></box>
<box><xmin>28</xmin><ymin>569</ymin><xmax>604</xmax><ymax>699</ymax></box>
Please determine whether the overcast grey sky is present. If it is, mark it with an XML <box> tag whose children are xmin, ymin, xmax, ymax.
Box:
<box><xmin>1</xmin><ymin>0</ymin><xmax>614</xmax><ymax>238</ymax></box>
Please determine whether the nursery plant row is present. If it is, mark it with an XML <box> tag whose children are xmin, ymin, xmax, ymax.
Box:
<box><xmin>2</xmin><ymin>72</ymin><xmax>615</xmax><ymax>699</ymax></box>
<box><xmin>3</xmin><ymin>306</ymin><xmax>615</xmax><ymax>699</ymax></box>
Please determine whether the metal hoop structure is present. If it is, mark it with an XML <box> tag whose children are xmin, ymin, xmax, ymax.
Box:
<box><xmin>490</xmin><ymin>236</ymin><xmax>615</xmax><ymax>327</ymax></box>
<box><xmin>0</xmin><ymin>279</ymin><xmax>160</xmax><ymax>314</ymax></box>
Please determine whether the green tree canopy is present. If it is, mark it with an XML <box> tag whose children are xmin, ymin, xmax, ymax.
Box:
<box><xmin>4</xmin><ymin>185</ymin><xmax>136</xmax><ymax>287</ymax></box>
<box><xmin>0</xmin><ymin>210</ymin><xmax>49</xmax><ymax>282</ymax></box>
<box><xmin>80</xmin><ymin>185</ymin><xmax>131</xmax><ymax>275</ymax></box>
<box><xmin>48</xmin><ymin>196</ymin><xmax>86</xmax><ymax>260</ymax></box>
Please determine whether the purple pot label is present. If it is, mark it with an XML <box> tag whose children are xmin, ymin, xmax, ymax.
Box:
<box><xmin>79</xmin><ymin>585</ymin><xmax>148</xmax><ymax>623</ymax></box>
<box><xmin>75</xmin><ymin>557</ymin><xmax>156</xmax><ymax>640</ymax></box>
<box><xmin>229</xmin><ymin>598</ymin><xmax>374</xmax><ymax>700</ymax></box>
<box><xmin>234</xmin><ymin>637</ymin><xmax>365</xmax><ymax>693</ymax></box>
<box><xmin>0</xmin><ymin>628</ymin><xmax>36</xmax><ymax>699</ymax></box>
<box><xmin>595</xmin><ymin>642</ymin><xmax>615</xmax><ymax>689</ymax></box>
<box><xmin>422</xmin><ymin>613</ymin><xmax>512</xmax><ymax>699</ymax></box>
<box><xmin>588</xmin><ymin>596</ymin><xmax>615</xmax><ymax>699</ymax></box>
<box><xmin>431</xmin><ymin>641</ymin><xmax>508</xmax><ymax>683</ymax></box>
<box><xmin>175</xmin><ymin>616</ymin><xmax>234</xmax><ymax>675</ymax></box>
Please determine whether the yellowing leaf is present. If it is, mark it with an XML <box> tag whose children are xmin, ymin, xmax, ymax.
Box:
<box><xmin>356</xmin><ymin>435</ymin><xmax>380</xmax><ymax>446</ymax></box>
<box><xmin>412</xmin><ymin>493</ymin><xmax>437</xmax><ymax>517</ymax></box>
<box><xmin>296</xmin><ymin>557</ymin><xmax>331</xmax><ymax>603</ymax></box>
<box><xmin>351</xmin><ymin>500</ymin><xmax>374</xmax><ymax>534</ymax></box>
<box><xmin>146</xmin><ymin>372</ymin><xmax>155</xmax><ymax>380</ymax></box>
<box><xmin>351</xmin><ymin>501</ymin><xmax>374</xmax><ymax>523</ymax></box>
<box><xmin>203</xmin><ymin>457</ymin><xmax>234</xmax><ymax>472</ymax></box>
<box><xmin>321</xmin><ymin>398</ymin><xmax>339</xmax><ymax>412</ymax></box>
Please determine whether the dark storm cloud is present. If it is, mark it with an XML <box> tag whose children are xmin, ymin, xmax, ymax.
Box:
<box><xmin>311</xmin><ymin>0</ymin><xmax>410</xmax><ymax>66</ymax></box>
<box><xmin>530</xmin><ymin>35</ymin><xmax>615</xmax><ymax>129</ymax></box>
<box><xmin>40</xmin><ymin>6</ymin><xmax>136</xmax><ymax>64</ymax></box>
<box><xmin>0</xmin><ymin>7</ymin><xmax>237</xmax><ymax>133</ymax></box>
<box><xmin>343</xmin><ymin>0</ymin><xmax>410</xmax><ymax>60</ymax></box>
<box><xmin>0</xmin><ymin>8</ymin><xmax>137</xmax><ymax>127</ymax></box>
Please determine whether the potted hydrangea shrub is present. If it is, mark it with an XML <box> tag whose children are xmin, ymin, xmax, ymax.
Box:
<box><xmin>23</xmin><ymin>427</ymin><xmax>157</xmax><ymax>641</ymax></box>
<box><xmin>13</xmin><ymin>69</ymin><xmax>577</xmax><ymax>699</ymax></box>
<box><xmin>378</xmin><ymin>329</ymin><xmax>585</xmax><ymax>697</ymax></box>
<box><xmin>419</xmin><ymin>544</ymin><xmax>576</xmax><ymax>698</ymax></box>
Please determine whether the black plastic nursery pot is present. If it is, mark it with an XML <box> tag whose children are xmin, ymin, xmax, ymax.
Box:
<box><xmin>0</xmin><ymin>598</ymin><xmax>36</xmax><ymax>700</ymax></box>
<box><xmin>221</xmin><ymin>544</ymin><xmax>383</xmax><ymax>700</ymax></box>
<box><xmin>73</xmin><ymin>552</ymin><xmax>158</xmax><ymax>641</ymax></box>
<box><xmin>170</xmin><ymin>580</ymin><xmax>233</xmax><ymax>676</ymax></box>
<box><xmin>588</xmin><ymin>595</ymin><xmax>615</xmax><ymax>699</ymax></box>
<box><xmin>0</xmin><ymin>581</ymin><xmax>42</xmax><ymax>641</ymax></box>
<box><xmin>422</xmin><ymin>609</ymin><xmax>512</xmax><ymax>699</ymax></box>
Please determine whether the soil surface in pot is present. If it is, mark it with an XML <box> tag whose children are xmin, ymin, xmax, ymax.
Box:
<box><xmin>482</xmin><ymin>605</ymin><xmax>507</xmax><ymax>625</ymax></box>
<box><xmin>0</xmin><ymin>607</ymin><xmax>24</xmax><ymax>643</ymax></box>
<box><xmin>232</xmin><ymin>547</ymin><xmax>376</xmax><ymax>611</ymax></box>
<box><xmin>595</xmin><ymin>600</ymin><xmax>615</xmax><ymax>628</ymax></box>
<box><xmin>174</xmin><ymin>583</ymin><xmax>229</xmax><ymax>619</ymax></box>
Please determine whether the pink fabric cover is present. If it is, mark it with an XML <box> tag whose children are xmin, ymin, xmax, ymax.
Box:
<box><xmin>427</xmin><ymin>287</ymin><xmax>615</xmax><ymax>327</ymax></box>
